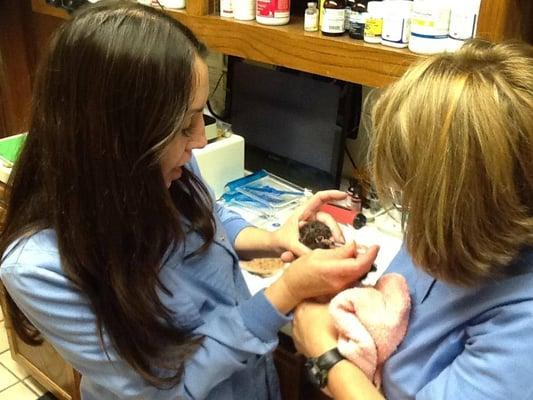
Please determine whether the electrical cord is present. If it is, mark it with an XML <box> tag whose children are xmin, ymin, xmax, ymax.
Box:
<box><xmin>207</xmin><ymin>71</ymin><xmax>229</xmax><ymax>121</ymax></box>
<box><xmin>344</xmin><ymin>145</ymin><xmax>357</xmax><ymax>171</ymax></box>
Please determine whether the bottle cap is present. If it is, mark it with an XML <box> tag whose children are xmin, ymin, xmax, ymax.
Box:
<box><xmin>307</xmin><ymin>1</ymin><xmax>317</xmax><ymax>6</ymax></box>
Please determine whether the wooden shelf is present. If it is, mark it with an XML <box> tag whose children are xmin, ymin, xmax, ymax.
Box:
<box><xmin>31</xmin><ymin>0</ymin><xmax>423</xmax><ymax>87</ymax></box>
<box><xmin>27</xmin><ymin>0</ymin><xmax>533</xmax><ymax>87</ymax></box>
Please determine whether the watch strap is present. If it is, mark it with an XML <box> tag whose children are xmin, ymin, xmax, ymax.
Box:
<box><xmin>316</xmin><ymin>347</ymin><xmax>345</xmax><ymax>371</ymax></box>
<box><xmin>305</xmin><ymin>347</ymin><xmax>345</xmax><ymax>388</ymax></box>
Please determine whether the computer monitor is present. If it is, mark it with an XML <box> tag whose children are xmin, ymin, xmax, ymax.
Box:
<box><xmin>226</xmin><ymin>58</ymin><xmax>361</xmax><ymax>191</ymax></box>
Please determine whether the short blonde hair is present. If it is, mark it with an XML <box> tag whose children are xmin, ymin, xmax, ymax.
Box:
<box><xmin>371</xmin><ymin>40</ymin><xmax>533</xmax><ymax>286</ymax></box>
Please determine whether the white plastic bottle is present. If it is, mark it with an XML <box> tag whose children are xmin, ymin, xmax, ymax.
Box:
<box><xmin>220</xmin><ymin>0</ymin><xmax>234</xmax><ymax>17</ymax></box>
<box><xmin>304</xmin><ymin>2</ymin><xmax>319</xmax><ymax>32</ymax></box>
<box><xmin>233</xmin><ymin>0</ymin><xmax>255</xmax><ymax>20</ymax></box>
<box><xmin>363</xmin><ymin>1</ymin><xmax>385</xmax><ymax>43</ymax></box>
<box><xmin>256</xmin><ymin>0</ymin><xmax>290</xmax><ymax>25</ymax></box>
<box><xmin>409</xmin><ymin>0</ymin><xmax>451</xmax><ymax>55</ymax></box>
<box><xmin>448</xmin><ymin>0</ymin><xmax>481</xmax><ymax>51</ymax></box>
<box><xmin>381</xmin><ymin>0</ymin><xmax>413</xmax><ymax>48</ymax></box>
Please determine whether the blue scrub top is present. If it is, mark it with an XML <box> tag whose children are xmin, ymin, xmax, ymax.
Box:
<box><xmin>383</xmin><ymin>246</ymin><xmax>533</xmax><ymax>400</ymax></box>
<box><xmin>0</xmin><ymin>161</ymin><xmax>290</xmax><ymax>400</ymax></box>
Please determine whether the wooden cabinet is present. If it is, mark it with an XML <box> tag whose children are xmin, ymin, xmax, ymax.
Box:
<box><xmin>1</xmin><ymin>1</ymin><xmax>532</xmax><ymax>399</ymax></box>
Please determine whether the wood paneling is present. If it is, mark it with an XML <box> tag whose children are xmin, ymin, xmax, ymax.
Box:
<box><xmin>0</xmin><ymin>2</ymin><xmax>33</xmax><ymax>136</ymax></box>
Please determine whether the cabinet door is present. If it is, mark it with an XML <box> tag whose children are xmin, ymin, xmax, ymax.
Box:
<box><xmin>274</xmin><ymin>333</ymin><xmax>331</xmax><ymax>400</ymax></box>
<box><xmin>0</xmin><ymin>284</ymin><xmax>81</xmax><ymax>400</ymax></box>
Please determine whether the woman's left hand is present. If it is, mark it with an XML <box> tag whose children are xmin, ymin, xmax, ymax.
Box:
<box><xmin>272</xmin><ymin>190</ymin><xmax>347</xmax><ymax>262</ymax></box>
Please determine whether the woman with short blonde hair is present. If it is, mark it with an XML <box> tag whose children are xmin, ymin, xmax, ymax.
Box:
<box><xmin>372</xmin><ymin>39</ymin><xmax>533</xmax><ymax>286</ymax></box>
<box><xmin>293</xmin><ymin>39</ymin><xmax>533</xmax><ymax>399</ymax></box>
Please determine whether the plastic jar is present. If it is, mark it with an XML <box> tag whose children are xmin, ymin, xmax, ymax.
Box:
<box><xmin>234</xmin><ymin>0</ymin><xmax>255</xmax><ymax>20</ymax></box>
<box><xmin>363</xmin><ymin>1</ymin><xmax>385</xmax><ymax>44</ymax></box>
<box><xmin>256</xmin><ymin>0</ymin><xmax>290</xmax><ymax>25</ymax></box>
<box><xmin>448</xmin><ymin>0</ymin><xmax>481</xmax><ymax>51</ymax></box>
<box><xmin>220</xmin><ymin>0</ymin><xmax>233</xmax><ymax>17</ymax></box>
<box><xmin>321</xmin><ymin>0</ymin><xmax>346</xmax><ymax>36</ymax></box>
<box><xmin>381</xmin><ymin>0</ymin><xmax>413</xmax><ymax>48</ymax></box>
<box><xmin>409</xmin><ymin>0</ymin><xmax>451</xmax><ymax>54</ymax></box>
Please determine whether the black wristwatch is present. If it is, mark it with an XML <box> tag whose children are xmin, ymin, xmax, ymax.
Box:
<box><xmin>304</xmin><ymin>347</ymin><xmax>345</xmax><ymax>388</ymax></box>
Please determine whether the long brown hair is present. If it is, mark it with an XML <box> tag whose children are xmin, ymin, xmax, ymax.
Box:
<box><xmin>371</xmin><ymin>40</ymin><xmax>533</xmax><ymax>286</ymax></box>
<box><xmin>0</xmin><ymin>0</ymin><xmax>215</xmax><ymax>388</ymax></box>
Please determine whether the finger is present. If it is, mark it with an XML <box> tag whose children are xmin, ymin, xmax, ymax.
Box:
<box><xmin>299</xmin><ymin>190</ymin><xmax>348</xmax><ymax>221</ymax></box>
<box><xmin>291</xmin><ymin>241</ymin><xmax>312</xmax><ymax>257</ymax></box>
<box><xmin>329</xmin><ymin>245</ymin><xmax>379</xmax><ymax>278</ymax></box>
<box><xmin>280</xmin><ymin>251</ymin><xmax>296</xmax><ymax>263</ymax></box>
<box><xmin>315</xmin><ymin>211</ymin><xmax>345</xmax><ymax>243</ymax></box>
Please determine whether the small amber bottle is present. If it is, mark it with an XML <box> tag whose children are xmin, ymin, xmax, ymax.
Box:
<box><xmin>321</xmin><ymin>0</ymin><xmax>346</xmax><ymax>36</ymax></box>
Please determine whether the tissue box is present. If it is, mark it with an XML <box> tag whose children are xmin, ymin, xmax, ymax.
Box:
<box><xmin>193</xmin><ymin>134</ymin><xmax>245</xmax><ymax>199</ymax></box>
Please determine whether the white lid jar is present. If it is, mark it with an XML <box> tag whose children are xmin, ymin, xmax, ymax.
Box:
<box><xmin>447</xmin><ymin>0</ymin><xmax>481</xmax><ymax>51</ymax></box>
<box><xmin>234</xmin><ymin>0</ymin><xmax>256</xmax><ymax>20</ymax></box>
<box><xmin>364</xmin><ymin>1</ymin><xmax>385</xmax><ymax>44</ymax></box>
<box><xmin>256</xmin><ymin>0</ymin><xmax>290</xmax><ymax>25</ymax></box>
<box><xmin>409</xmin><ymin>0</ymin><xmax>451</xmax><ymax>54</ymax></box>
<box><xmin>381</xmin><ymin>0</ymin><xmax>413</xmax><ymax>48</ymax></box>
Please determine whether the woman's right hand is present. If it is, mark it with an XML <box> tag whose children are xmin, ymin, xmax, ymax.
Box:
<box><xmin>264</xmin><ymin>242</ymin><xmax>379</xmax><ymax>314</ymax></box>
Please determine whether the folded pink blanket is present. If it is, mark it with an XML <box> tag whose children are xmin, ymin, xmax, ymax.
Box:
<box><xmin>329</xmin><ymin>273</ymin><xmax>411</xmax><ymax>388</ymax></box>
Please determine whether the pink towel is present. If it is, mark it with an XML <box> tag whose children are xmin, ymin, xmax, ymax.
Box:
<box><xmin>329</xmin><ymin>273</ymin><xmax>411</xmax><ymax>388</ymax></box>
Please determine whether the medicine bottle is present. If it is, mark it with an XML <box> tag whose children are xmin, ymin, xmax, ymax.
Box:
<box><xmin>220</xmin><ymin>0</ymin><xmax>233</xmax><ymax>17</ymax></box>
<box><xmin>344</xmin><ymin>0</ymin><xmax>355</xmax><ymax>32</ymax></box>
<box><xmin>409</xmin><ymin>0</ymin><xmax>451</xmax><ymax>54</ymax></box>
<box><xmin>321</xmin><ymin>0</ymin><xmax>346</xmax><ymax>36</ymax></box>
<box><xmin>381</xmin><ymin>0</ymin><xmax>412</xmax><ymax>48</ymax></box>
<box><xmin>234</xmin><ymin>0</ymin><xmax>256</xmax><ymax>20</ymax></box>
<box><xmin>256</xmin><ymin>0</ymin><xmax>290</xmax><ymax>25</ymax></box>
<box><xmin>348</xmin><ymin>1</ymin><xmax>368</xmax><ymax>40</ymax></box>
<box><xmin>304</xmin><ymin>2</ymin><xmax>319</xmax><ymax>31</ymax></box>
<box><xmin>447</xmin><ymin>0</ymin><xmax>481</xmax><ymax>51</ymax></box>
<box><xmin>363</xmin><ymin>1</ymin><xmax>384</xmax><ymax>44</ymax></box>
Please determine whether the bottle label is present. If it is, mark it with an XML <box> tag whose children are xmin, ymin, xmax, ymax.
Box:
<box><xmin>449</xmin><ymin>12</ymin><xmax>477</xmax><ymax>40</ymax></box>
<box><xmin>220</xmin><ymin>0</ymin><xmax>233</xmax><ymax>16</ymax></box>
<box><xmin>304</xmin><ymin>12</ymin><xmax>319</xmax><ymax>31</ymax></box>
<box><xmin>364</xmin><ymin>17</ymin><xmax>382</xmax><ymax>38</ymax></box>
<box><xmin>382</xmin><ymin>16</ymin><xmax>410</xmax><ymax>44</ymax></box>
<box><xmin>411</xmin><ymin>8</ymin><xmax>450</xmax><ymax>38</ymax></box>
<box><xmin>257</xmin><ymin>0</ymin><xmax>289</xmax><ymax>17</ymax></box>
<box><xmin>349</xmin><ymin>12</ymin><xmax>366</xmax><ymax>38</ymax></box>
<box><xmin>344</xmin><ymin>8</ymin><xmax>352</xmax><ymax>30</ymax></box>
<box><xmin>321</xmin><ymin>8</ymin><xmax>346</xmax><ymax>33</ymax></box>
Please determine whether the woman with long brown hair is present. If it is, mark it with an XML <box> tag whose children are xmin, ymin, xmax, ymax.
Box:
<box><xmin>293</xmin><ymin>39</ymin><xmax>533</xmax><ymax>399</ymax></box>
<box><xmin>0</xmin><ymin>1</ymin><xmax>378</xmax><ymax>399</ymax></box>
